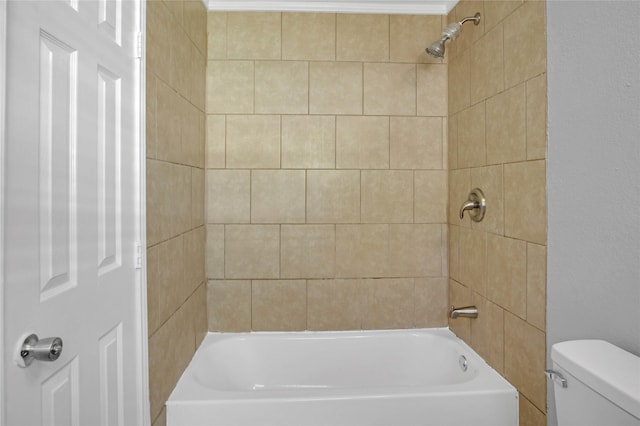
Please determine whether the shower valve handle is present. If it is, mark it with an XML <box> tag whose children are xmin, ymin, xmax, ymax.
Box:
<box><xmin>459</xmin><ymin>188</ymin><xmax>486</xmax><ymax>222</ymax></box>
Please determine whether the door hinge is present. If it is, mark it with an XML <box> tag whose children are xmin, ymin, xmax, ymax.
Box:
<box><xmin>135</xmin><ymin>241</ymin><xmax>142</xmax><ymax>269</ymax></box>
<box><xmin>135</xmin><ymin>32</ymin><xmax>143</xmax><ymax>59</ymax></box>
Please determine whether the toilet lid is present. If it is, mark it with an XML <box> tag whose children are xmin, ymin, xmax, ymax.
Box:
<box><xmin>551</xmin><ymin>340</ymin><xmax>640</xmax><ymax>419</ymax></box>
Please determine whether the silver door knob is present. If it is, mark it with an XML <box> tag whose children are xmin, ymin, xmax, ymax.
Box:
<box><xmin>19</xmin><ymin>334</ymin><xmax>63</xmax><ymax>367</ymax></box>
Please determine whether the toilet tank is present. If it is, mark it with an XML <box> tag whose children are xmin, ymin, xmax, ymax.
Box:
<box><xmin>550</xmin><ymin>340</ymin><xmax>640</xmax><ymax>426</ymax></box>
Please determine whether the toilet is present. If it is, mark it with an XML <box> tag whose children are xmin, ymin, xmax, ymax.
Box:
<box><xmin>550</xmin><ymin>340</ymin><xmax>640</xmax><ymax>425</ymax></box>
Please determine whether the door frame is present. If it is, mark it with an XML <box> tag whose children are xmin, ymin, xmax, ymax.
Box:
<box><xmin>0</xmin><ymin>0</ymin><xmax>7</xmax><ymax>423</ymax></box>
<box><xmin>136</xmin><ymin>1</ymin><xmax>151</xmax><ymax>424</ymax></box>
<box><xmin>0</xmin><ymin>2</ymin><xmax>151</xmax><ymax>423</ymax></box>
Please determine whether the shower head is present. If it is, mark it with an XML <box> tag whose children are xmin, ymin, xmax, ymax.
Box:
<box><xmin>426</xmin><ymin>36</ymin><xmax>448</xmax><ymax>59</ymax></box>
<box><xmin>425</xmin><ymin>12</ymin><xmax>481</xmax><ymax>59</ymax></box>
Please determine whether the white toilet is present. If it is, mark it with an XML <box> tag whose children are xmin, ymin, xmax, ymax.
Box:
<box><xmin>549</xmin><ymin>339</ymin><xmax>640</xmax><ymax>425</ymax></box>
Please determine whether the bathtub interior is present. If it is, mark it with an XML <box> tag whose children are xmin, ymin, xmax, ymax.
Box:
<box><xmin>194</xmin><ymin>329</ymin><xmax>478</xmax><ymax>391</ymax></box>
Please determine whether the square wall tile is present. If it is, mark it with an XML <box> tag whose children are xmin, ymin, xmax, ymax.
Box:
<box><xmin>470</xmin><ymin>24</ymin><xmax>504</xmax><ymax>103</ymax></box>
<box><xmin>282</xmin><ymin>13</ymin><xmax>336</xmax><ymax>60</ymax></box>
<box><xmin>171</xmin><ymin>30</ymin><xmax>192</xmax><ymax>100</ymax></box>
<box><xmin>448</xmin><ymin>113</ymin><xmax>458</xmax><ymax>169</ymax></box>
<box><xmin>310</xmin><ymin>62</ymin><xmax>363</xmax><ymax>115</ymax></box>
<box><xmin>457</xmin><ymin>102</ymin><xmax>486</xmax><ymax>168</ymax></box>
<box><xmin>207</xmin><ymin>170</ymin><xmax>250</xmax><ymax>223</ymax></box>
<box><xmin>252</xmin><ymin>280</ymin><xmax>307</xmax><ymax>331</ymax></box>
<box><xmin>415</xmin><ymin>170</ymin><xmax>447</xmax><ymax>223</ymax></box>
<box><xmin>182</xmin><ymin>102</ymin><xmax>204</xmax><ymax>167</ymax></box>
<box><xmin>504</xmin><ymin>311</ymin><xmax>546</xmax><ymax>411</ymax></box>
<box><xmin>337</xmin><ymin>14</ymin><xmax>389</xmax><ymax>62</ymax></box>
<box><xmin>307</xmin><ymin>170</ymin><xmax>360</xmax><ymax>223</ymax></box>
<box><xmin>191</xmin><ymin>167</ymin><xmax>204</xmax><ymax>227</ymax></box>
<box><xmin>448</xmin><ymin>279</ymin><xmax>471</xmax><ymax>343</ymax></box>
<box><xmin>364</xmin><ymin>63</ymin><xmax>416</xmax><ymax>116</ymax></box>
<box><xmin>363</xmin><ymin>278</ymin><xmax>414</xmax><ymax>329</ymax></box>
<box><xmin>503</xmin><ymin>1</ymin><xmax>546</xmax><ymax>88</ymax></box>
<box><xmin>520</xmin><ymin>394</ymin><xmax>547</xmax><ymax>426</ymax></box>
<box><xmin>486</xmin><ymin>83</ymin><xmax>526</xmax><ymax>165</ymax></box>
<box><xmin>189</xmin><ymin>283</ymin><xmax>208</xmax><ymax>347</ymax></box>
<box><xmin>226</xmin><ymin>12</ymin><xmax>281</xmax><ymax>60</ymax></box>
<box><xmin>452</xmin><ymin>1</ymin><xmax>485</xmax><ymax>54</ymax></box>
<box><xmin>206</xmin><ymin>225</ymin><xmax>224</xmax><ymax>279</ymax></box>
<box><xmin>147</xmin><ymin>160</ymin><xmax>192</xmax><ymax>245</ymax></box>
<box><xmin>206</xmin><ymin>61</ymin><xmax>254</xmax><ymax>114</ymax></box>
<box><xmin>390</xmin><ymin>117</ymin><xmax>443</xmax><ymax>169</ymax></box>
<box><xmin>255</xmin><ymin>61</ymin><xmax>309</xmax><ymax>114</ymax></box>
<box><xmin>448</xmin><ymin>225</ymin><xmax>460</xmax><ymax>281</ymax></box>
<box><xmin>156</xmin><ymin>80</ymin><xmax>182</xmax><ymax>163</ymax></box>
<box><xmin>146</xmin><ymin>72</ymin><xmax>157</xmax><ymax>160</ymax></box>
<box><xmin>281</xmin><ymin>225</ymin><xmax>336</xmax><ymax>279</ymax></box>
<box><xmin>470</xmin><ymin>293</ymin><xmax>505</xmax><ymax>373</ymax></box>
<box><xmin>207</xmin><ymin>115</ymin><xmax>225</xmax><ymax>169</ymax></box>
<box><xmin>417</xmin><ymin>64</ymin><xmax>448</xmax><ymax>116</ymax></box>
<box><xmin>448</xmin><ymin>49</ymin><xmax>470</xmax><ymax>114</ymax></box>
<box><xmin>146</xmin><ymin>245</ymin><xmax>160</xmax><ymax>334</ymax></box>
<box><xmin>470</xmin><ymin>165</ymin><xmax>504</xmax><ymax>235</ymax></box>
<box><xmin>390</xmin><ymin>15</ymin><xmax>442</xmax><ymax>64</ymax></box>
<box><xmin>251</xmin><ymin>170</ymin><xmax>306</xmax><ymax>223</ymax></box>
<box><xmin>526</xmin><ymin>73</ymin><xmax>547</xmax><ymax>160</ymax></box>
<box><xmin>336</xmin><ymin>116</ymin><xmax>389</xmax><ymax>169</ymax></box>
<box><xmin>487</xmin><ymin>233</ymin><xmax>527</xmax><ymax>319</ymax></box>
<box><xmin>184</xmin><ymin>227</ymin><xmax>206</xmax><ymax>293</ymax></box>
<box><xmin>504</xmin><ymin>160</ymin><xmax>546</xmax><ymax>244</ymax></box>
<box><xmin>207</xmin><ymin>12</ymin><xmax>227</xmax><ymax>59</ymax></box>
<box><xmin>146</xmin><ymin>2</ymin><xmax>172</xmax><ymax>84</ymax></box>
<box><xmin>414</xmin><ymin>277</ymin><xmax>448</xmax><ymax>327</ymax></box>
<box><xmin>458</xmin><ymin>227</ymin><xmax>487</xmax><ymax>295</ymax></box>
<box><xmin>282</xmin><ymin>116</ymin><xmax>336</xmax><ymax>169</ymax></box>
<box><xmin>148</xmin><ymin>303</ymin><xmax>194</xmax><ymax>419</ymax></box>
<box><xmin>207</xmin><ymin>280</ymin><xmax>251</xmax><ymax>331</ymax></box>
<box><xmin>527</xmin><ymin>243</ymin><xmax>546</xmax><ymax>331</ymax></box>
<box><xmin>389</xmin><ymin>224</ymin><xmax>443</xmax><ymax>277</ymax></box>
<box><xmin>448</xmin><ymin>168</ymin><xmax>471</xmax><ymax>226</ymax></box>
<box><xmin>226</xmin><ymin>115</ymin><xmax>280</xmax><ymax>169</ymax></box>
<box><xmin>336</xmin><ymin>224</ymin><xmax>389</xmax><ymax>278</ymax></box>
<box><xmin>225</xmin><ymin>225</ymin><xmax>280</xmax><ymax>279</ymax></box>
<box><xmin>191</xmin><ymin>41</ymin><xmax>207</xmax><ymax>111</ymax></box>
<box><xmin>483</xmin><ymin>0</ymin><xmax>522</xmax><ymax>32</ymax></box>
<box><xmin>307</xmin><ymin>279</ymin><xmax>364</xmax><ymax>330</ymax></box>
<box><xmin>361</xmin><ymin>170</ymin><xmax>414</xmax><ymax>223</ymax></box>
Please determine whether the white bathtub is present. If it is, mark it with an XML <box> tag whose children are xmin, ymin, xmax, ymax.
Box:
<box><xmin>167</xmin><ymin>328</ymin><xmax>518</xmax><ymax>426</ymax></box>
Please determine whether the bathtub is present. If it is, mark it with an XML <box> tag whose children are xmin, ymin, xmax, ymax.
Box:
<box><xmin>167</xmin><ymin>328</ymin><xmax>518</xmax><ymax>426</ymax></box>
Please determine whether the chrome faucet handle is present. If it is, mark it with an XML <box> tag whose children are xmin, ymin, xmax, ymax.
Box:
<box><xmin>459</xmin><ymin>200</ymin><xmax>478</xmax><ymax>219</ymax></box>
<box><xmin>459</xmin><ymin>188</ymin><xmax>486</xmax><ymax>222</ymax></box>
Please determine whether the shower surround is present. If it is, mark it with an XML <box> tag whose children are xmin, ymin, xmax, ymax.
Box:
<box><xmin>205</xmin><ymin>12</ymin><xmax>451</xmax><ymax>332</ymax></box>
<box><xmin>145</xmin><ymin>2</ymin><xmax>548</xmax><ymax>426</ymax></box>
<box><xmin>447</xmin><ymin>1</ymin><xmax>547</xmax><ymax>425</ymax></box>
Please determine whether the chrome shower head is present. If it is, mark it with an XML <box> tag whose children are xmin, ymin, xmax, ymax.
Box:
<box><xmin>425</xmin><ymin>12</ymin><xmax>481</xmax><ymax>59</ymax></box>
<box><xmin>426</xmin><ymin>36</ymin><xmax>448</xmax><ymax>59</ymax></box>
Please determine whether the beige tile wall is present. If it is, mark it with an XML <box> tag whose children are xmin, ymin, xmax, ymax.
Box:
<box><xmin>146</xmin><ymin>1</ymin><xmax>207</xmax><ymax>425</ymax></box>
<box><xmin>206</xmin><ymin>12</ymin><xmax>450</xmax><ymax>332</ymax></box>
<box><xmin>447</xmin><ymin>1</ymin><xmax>547</xmax><ymax>425</ymax></box>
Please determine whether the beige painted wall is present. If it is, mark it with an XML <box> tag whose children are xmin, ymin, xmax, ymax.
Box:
<box><xmin>205</xmin><ymin>12</ymin><xmax>452</xmax><ymax>331</ymax></box>
<box><xmin>446</xmin><ymin>1</ymin><xmax>547</xmax><ymax>426</ymax></box>
<box><xmin>146</xmin><ymin>1</ymin><xmax>208</xmax><ymax>425</ymax></box>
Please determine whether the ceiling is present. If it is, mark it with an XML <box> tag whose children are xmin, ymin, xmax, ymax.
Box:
<box><xmin>202</xmin><ymin>0</ymin><xmax>458</xmax><ymax>15</ymax></box>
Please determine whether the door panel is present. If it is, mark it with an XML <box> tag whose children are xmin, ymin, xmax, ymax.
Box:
<box><xmin>3</xmin><ymin>1</ymin><xmax>147</xmax><ymax>425</ymax></box>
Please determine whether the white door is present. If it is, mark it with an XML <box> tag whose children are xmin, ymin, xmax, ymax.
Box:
<box><xmin>2</xmin><ymin>1</ymin><xmax>148</xmax><ymax>425</ymax></box>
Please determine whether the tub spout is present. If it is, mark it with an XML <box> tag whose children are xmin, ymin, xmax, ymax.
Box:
<box><xmin>449</xmin><ymin>305</ymin><xmax>478</xmax><ymax>319</ymax></box>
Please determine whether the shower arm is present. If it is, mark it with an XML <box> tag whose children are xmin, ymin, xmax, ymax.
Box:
<box><xmin>459</xmin><ymin>13</ymin><xmax>481</xmax><ymax>26</ymax></box>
